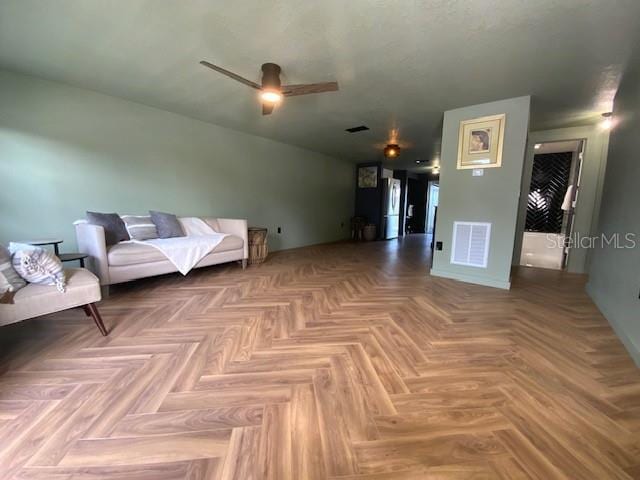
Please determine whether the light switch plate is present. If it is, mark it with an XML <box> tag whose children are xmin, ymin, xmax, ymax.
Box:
<box><xmin>472</xmin><ymin>168</ymin><xmax>484</xmax><ymax>177</ymax></box>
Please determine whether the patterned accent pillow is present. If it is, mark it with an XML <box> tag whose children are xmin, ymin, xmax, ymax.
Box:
<box><xmin>0</xmin><ymin>245</ymin><xmax>26</xmax><ymax>303</ymax></box>
<box><xmin>86</xmin><ymin>211</ymin><xmax>130</xmax><ymax>246</ymax></box>
<box><xmin>120</xmin><ymin>215</ymin><xmax>159</xmax><ymax>241</ymax></box>
<box><xmin>149</xmin><ymin>211</ymin><xmax>185</xmax><ymax>239</ymax></box>
<box><xmin>9</xmin><ymin>243</ymin><xmax>66</xmax><ymax>293</ymax></box>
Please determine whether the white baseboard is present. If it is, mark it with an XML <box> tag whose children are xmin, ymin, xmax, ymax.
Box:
<box><xmin>430</xmin><ymin>268</ymin><xmax>511</xmax><ymax>290</ymax></box>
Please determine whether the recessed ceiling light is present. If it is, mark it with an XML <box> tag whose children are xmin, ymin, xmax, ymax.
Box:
<box><xmin>534</xmin><ymin>144</ymin><xmax>541</xmax><ymax>149</ymax></box>
<box><xmin>600</xmin><ymin>112</ymin><xmax>613</xmax><ymax>130</ymax></box>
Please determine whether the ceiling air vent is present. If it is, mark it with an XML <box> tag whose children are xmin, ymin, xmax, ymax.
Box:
<box><xmin>451</xmin><ymin>221</ymin><xmax>491</xmax><ymax>268</ymax></box>
<box><xmin>345</xmin><ymin>125</ymin><xmax>370</xmax><ymax>133</ymax></box>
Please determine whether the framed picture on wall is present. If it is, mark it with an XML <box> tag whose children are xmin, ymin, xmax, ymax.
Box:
<box><xmin>358</xmin><ymin>166</ymin><xmax>378</xmax><ymax>188</ymax></box>
<box><xmin>457</xmin><ymin>113</ymin><xmax>506</xmax><ymax>169</ymax></box>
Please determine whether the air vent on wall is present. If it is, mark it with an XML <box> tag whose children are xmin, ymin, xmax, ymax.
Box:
<box><xmin>345</xmin><ymin>125</ymin><xmax>370</xmax><ymax>133</ymax></box>
<box><xmin>451</xmin><ymin>221</ymin><xmax>491</xmax><ymax>268</ymax></box>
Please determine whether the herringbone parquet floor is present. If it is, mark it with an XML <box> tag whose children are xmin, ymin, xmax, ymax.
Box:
<box><xmin>1</xmin><ymin>235</ymin><xmax>639</xmax><ymax>479</ymax></box>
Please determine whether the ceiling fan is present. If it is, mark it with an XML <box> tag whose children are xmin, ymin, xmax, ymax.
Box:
<box><xmin>200</xmin><ymin>61</ymin><xmax>339</xmax><ymax>115</ymax></box>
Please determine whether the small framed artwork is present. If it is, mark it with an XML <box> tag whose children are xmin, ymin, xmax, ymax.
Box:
<box><xmin>358</xmin><ymin>166</ymin><xmax>378</xmax><ymax>188</ymax></box>
<box><xmin>456</xmin><ymin>113</ymin><xmax>506</xmax><ymax>169</ymax></box>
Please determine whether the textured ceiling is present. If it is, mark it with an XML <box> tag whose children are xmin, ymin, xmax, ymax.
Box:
<box><xmin>1</xmin><ymin>0</ymin><xmax>639</xmax><ymax>170</ymax></box>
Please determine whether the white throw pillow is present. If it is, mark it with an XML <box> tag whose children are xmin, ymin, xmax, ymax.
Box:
<box><xmin>120</xmin><ymin>215</ymin><xmax>159</xmax><ymax>241</ymax></box>
<box><xmin>9</xmin><ymin>243</ymin><xmax>66</xmax><ymax>293</ymax></box>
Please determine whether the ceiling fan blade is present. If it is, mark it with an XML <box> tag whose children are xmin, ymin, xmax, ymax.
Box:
<box><xmin>262</xmin><ymin>103</ymin><xmax>275</xmax><ymax>115</ymax></box>
<box><xmin>200</xmin><ymin>61</ymin><xmax>261</xmax><ymax>90</ymax></box>
<box><xmin>281</xmin><ymin>82</ymin><xmax>339</xmax><ymax>97</ymax></box>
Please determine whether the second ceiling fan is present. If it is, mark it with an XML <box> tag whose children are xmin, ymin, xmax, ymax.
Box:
<box><xmin>200</xmin><ymin>61</ymin><xmax>339</xmax><ymax>115</ymax></box>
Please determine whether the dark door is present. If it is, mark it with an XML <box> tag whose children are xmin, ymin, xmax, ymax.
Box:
<box><xmin>406</xmin><ymin>177</ymin><xmax>427</xmax><ymax>233</ymax></box>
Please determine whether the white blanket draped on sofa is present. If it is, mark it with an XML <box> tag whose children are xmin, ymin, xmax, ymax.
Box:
<box><xmin>132</xmin><ymin>217</ymin><xmax>228</xmax><ymax>275</ymax></box>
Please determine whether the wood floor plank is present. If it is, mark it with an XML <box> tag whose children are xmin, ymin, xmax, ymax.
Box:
<box><xmin>353</xmin><ymin>433</ymin><xmax>507</xmax><ymax>475</ymax></box>
<box><xmin>313</xmin><ymin>367</ymin><xmax>360</xmax><ymax>476</ymax></box>
<box><xmin>159</xmin><ymin>385</ymin><xmax>292</xmax><ymax>411</ymax></box>
<box><xmin>374</xmin><ymin>408</ymin><xmax>510</xmax><ymax>440</ymax></box>
<box><xmin>217</xmin><ymin>426</ymin><xmax>261</xmax><ymax>480</ymax></box>
<box><xmin>58</xmin><ymin>430</ymin><xmax>231</xmax><ymax>467</ymax></box>
<box><xmin>291</xmin><ymin>384</ymin><xmax>327</xmax><ymax>480</ymax></box>
<box><xmin>110</xmin><ymin>406</ymin><xmax>264</xmax><ymax>437</ymax></box>
<box><xmin>258</xmin><ymin>403</ymin><xmax>292</xmax><ymax>480</ymax></box>
<box><xmin>14</xmin><ymin>462</ymin><xmax>190</xmax><ymax>480</ymax></box>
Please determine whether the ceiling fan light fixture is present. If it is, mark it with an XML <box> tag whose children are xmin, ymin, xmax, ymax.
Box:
<box><xmin>384</xmin><ymin>144</ymin><xmax>400</xmax><ymax>158</ymax></box>
<box><xmin>261</xmin><ymin>89</ymin><xmax>283</xmax><ymax>104</ymax></box>
<box><xmin>200</xmin><ymin>61</ymin><xmax>338</xmax><ymax>116</ymax></box>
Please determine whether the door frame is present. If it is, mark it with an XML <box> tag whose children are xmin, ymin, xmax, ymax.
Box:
<box><xmin>426</xmin><ymin>181</ymin><xmax>439</xmax><ymax>235</ymax></box>
<box><xmin>513</xmin><ymin>126</ymin><xmax>610</xmax><ymax>273</ymax></box>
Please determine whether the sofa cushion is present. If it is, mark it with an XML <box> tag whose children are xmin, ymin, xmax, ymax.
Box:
<box><xmin>108</xmin><ymin>242</ymin><xmax>165</xmax><ymax>266</ymax></box>
<box><xmin>215</xmin><ymin>235</ymin><xmax>244</xmax><ymax>253</ymax></box>
<box><xmin>107</xmin><ymin>235</ymin><xmax>244</xmax><ymax>267</ymax></box>
<box><xmin>150</xmin><ymin>211</ymin><xmax>185</xmax><ymax>239</ymax></box>
<box><xmin>87</xmin><ymin>212</ymin><xmax>130</xmax><ymax>245</ymax></box>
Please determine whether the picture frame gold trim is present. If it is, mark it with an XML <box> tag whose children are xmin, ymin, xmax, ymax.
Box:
<box><xmin>456</xmin><ymin>113</ymin><xmax>506</xmax><ymax>170</ymax></box>
<box><xmin>358</xmin><ymin>165</ymin><xmax>378</xmax><ymax>188</ymax></box>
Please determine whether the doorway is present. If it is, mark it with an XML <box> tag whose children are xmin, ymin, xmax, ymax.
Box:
<box><xmin>426</xmin><ymin>182</ymin><xmax>439</xmax><ymax>235</ymax></box>
<box><xmin>519</xmin><ymin>140</ymin><xmax>584</xmax><ymax>270</ymax></box>
<box><xmin>405</xmin><ymin>177</ymin><xmax>427</xmax><ymax>234</ymax></box>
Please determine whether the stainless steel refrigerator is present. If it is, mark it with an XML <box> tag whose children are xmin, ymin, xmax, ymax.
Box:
<box><xmin>382</xmin><ymin>178</ymin><xmax>401</xmax><ymax>239</ymax></box>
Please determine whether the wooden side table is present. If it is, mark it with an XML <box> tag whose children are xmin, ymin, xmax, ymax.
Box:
<box><xmin>248</xmin><ymin>227</ymin><xmax>268</xmax><ymax>265</ymax></box>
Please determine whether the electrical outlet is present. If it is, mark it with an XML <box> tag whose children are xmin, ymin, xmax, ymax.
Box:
<box><xmin>277</xmin><ymin>227</ymin><xmax>282</xmax><ymax>234</ymax></box>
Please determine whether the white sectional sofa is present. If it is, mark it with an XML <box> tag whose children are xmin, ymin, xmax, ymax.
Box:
<box><xmin>76</xmin><ymin>217</ymin><xmax>248</xmax><ymax>286</ymax></box>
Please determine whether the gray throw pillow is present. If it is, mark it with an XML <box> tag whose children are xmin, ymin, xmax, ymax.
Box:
<box><xmin>120</xmin><ymin>215</ymin><xmax>159</xmax><ymax>241</ymax></box>
<box><xmin>86</xmin><ymin>211</ymin><xmax>130</xmax><ymax>245</ymax></box>
<box><xmin>0</xmin><ymin>245</ymin><xmax>26</xmax><ymax>303</ymax></box>
<box><xmin>149</xmin><ymin>211</ymin><xmax>185</xmax><ymax>238</ymax></box>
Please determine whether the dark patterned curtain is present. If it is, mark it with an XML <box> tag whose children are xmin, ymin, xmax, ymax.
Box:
<box><xmin>526</xmin><ymin>152</ymin><xmax>573</xmax><ymax>233</ymax></box>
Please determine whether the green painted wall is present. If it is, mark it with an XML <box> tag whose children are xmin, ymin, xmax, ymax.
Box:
<box><xmin>0</xmin><ymin>70</ymin><xmax>354</xmax><ymax>251</ymax></box>
<box><xmin>431</xmin><ymin>96</ymin><xmax>530</xmax><ymax>289</ymax></box>
<box><xmin>586</xmin><ymin>65</ymin><xmax>640</xmax><ymax>366</ymax></box>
